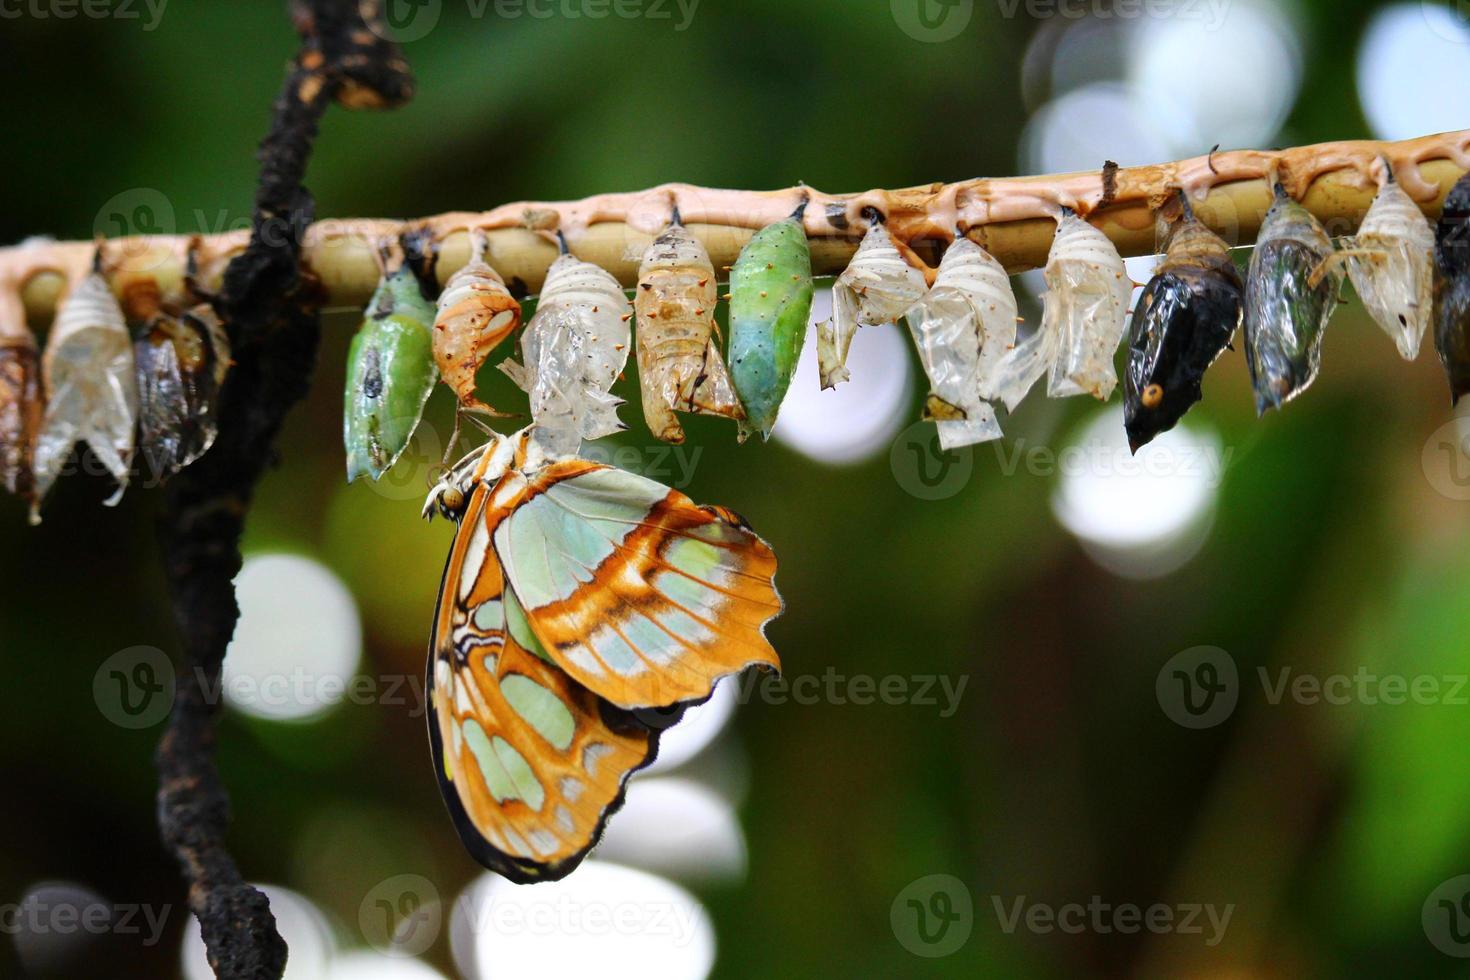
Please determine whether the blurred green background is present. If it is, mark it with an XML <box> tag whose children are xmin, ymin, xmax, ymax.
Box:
<box><xmin>4</xmin><ymin>0</ymin><xmax>1470</xmax><ymax>977</ymax></box>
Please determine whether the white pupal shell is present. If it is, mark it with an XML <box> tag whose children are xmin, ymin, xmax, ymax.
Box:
<box><xmin>32</xmin><ymin>271</ymin><xmax>138</xmax><ymax>518</ymax></box>
<box><xmin>505</xmin><ymin>253</ymin><xmax>632</xmax><ymax>457</ymax></box>
<box><xmin>984</xmin><ymin>212</ymin><xmax>1129</xmax><ymax>410</ymax></box>
<box><xmin>1044</xmin><ymin>212</ymin><xmax>1132</xmax><ymax>400</ymax></box>
<box><xmin>817</xmin><ymin>223</ymin><xmax>927</xmax><ymax>388</ymax></box>
<box><xmin>904</xmin><ymin>237</ymin><xmax>1018</xmax><ymax>448</ymax></box>
<box><xmin>1344</xmin><ymin>178</ymin><xmax>1435</xmax><ymax>360</ymax></box>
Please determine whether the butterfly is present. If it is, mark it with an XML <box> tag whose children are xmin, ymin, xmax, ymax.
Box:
<box><xmin>423</xmin><ymin>427</ymin><xmax>782</xmax><ymax>882</ymax></box>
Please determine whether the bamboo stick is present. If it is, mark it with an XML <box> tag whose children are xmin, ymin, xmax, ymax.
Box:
<box><xmin>3</xmin><ymin>130</ymin><xmax>1467</xmax><ymax>321</ymax></box>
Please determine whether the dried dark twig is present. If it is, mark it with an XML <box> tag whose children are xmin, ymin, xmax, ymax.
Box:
<box><xmin>153</xmin><ymin>4</ymin><xmax>412</xmax><ymax>978</ymax></box>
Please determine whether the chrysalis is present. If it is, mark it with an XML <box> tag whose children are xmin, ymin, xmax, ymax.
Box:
<box><xmin>502</xmin><ymin>241</ymin><xmax>632</xmax><ymax>458</ymax></box>
<box><xmin>1433</xmin><ymin>172</ymin><xmax>1470</xmax><ymax>404</ymax></box>
<box><xmin>817</xmin><ymin>216</ymin><xmax>927</xmax><ymax>389</ymax></box>
<box><xmin>134</xmin><ymin>303</ymin><xmax>230</xmax><ymax>480</ymax></box>
<box><xmin>1334</xmin><ymin>168</ymin><xmax>1434</xmax><ymax>360</ymax></box>
<box><xmin>345</xmin><ymin>264</ymin><xmax>439</xmax><ymax>482</ymax></box>
<box><xmin>434</xmin><ymin>231</ymin><xmax>521</xmax><ymax>415</ymax></box>
<box><xmin>729</xmin><ymin>203</ymin><xmax>815</xmax><ymax>442</ymax></box>
<box><xmin>904</xmin><ymin>234</ymin><xmax>1018</xmax><ymax>449</ymax></box>
<box><xmin>634</xmin><ymin>219</ymin><xmax>744</xmax><ymax>444</ymax></box>
<box><xmin>0</xmin><ymin>282</ymin><xmax>42</xmax><ymax>502</ymax></box>
<box><xmin>985</xmin><ymin>209</ymin><xmax>1129</xmax><ymax>411</ymax></box>
<box><xmin>1124</xmin><ymin>194</ymin><xmax>1242</xmax><ymax>451</ymax></box>
<box><xmin>1244</xmin><ymin>183</ymin><xmax>1341</xmax><ymax>414</ymax></box>
<box><xmin>32</xmin><ymin>262</ymin><xmax>138</xmax><ymax>519</ymax></box>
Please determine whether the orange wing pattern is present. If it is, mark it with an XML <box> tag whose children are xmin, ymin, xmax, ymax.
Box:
<box><xmin>492</xmin><ymin>460</ymin><xmax>783</xmax><ymax>710</ymax></box>
<box><xmin>429</xmin><ymin>473</ymin><xmax>656</xmax><ymax>883</ymax></box>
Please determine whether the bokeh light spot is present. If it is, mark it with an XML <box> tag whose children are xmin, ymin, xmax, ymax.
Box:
<box><xmin>225</xmin><ymin>553</ymin><xmax>363</xmax><ymax>723</ymax></box>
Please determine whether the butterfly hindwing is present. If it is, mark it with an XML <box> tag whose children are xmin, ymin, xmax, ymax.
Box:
<box><xmin>429</xmin><ymin>477</ymin><xmax>656</xmax><ymax>883</ymax></box>
<box><xmin>492</xmin><ymin>461</ymin><xmax>783</xmax><ymax>710</ymax></box>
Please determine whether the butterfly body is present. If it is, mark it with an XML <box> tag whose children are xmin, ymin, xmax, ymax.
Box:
<box><xmin>426</xmin><ymin>428</ymin><xmax>782</xmax><ymax>882</ymax></box>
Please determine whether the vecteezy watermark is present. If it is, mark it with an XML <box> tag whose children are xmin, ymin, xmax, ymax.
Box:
<box><xmin>890</xmin><ymin>423</ymin><xmax>1233</xmax><ymax>501</ymax></box>
<box><xmin>991</xmin><ymin>895</ymin><xmax>1233</xmax><ymax>946</ymax></box>
<box><xmin>890</xmin><ymin>0</ymin><xmax>975</xmax><ymax>43</ymax></box>
<box><xmin>0</xmin><ymin>897</ymin><xmax>171</xmax><ymax>947</ymax></box>
<box><xmin>1155</xmin><ymin>646</ymin><xmax>1239</xmax><ymax>730</ymax></box>
<box><xmin>890</xmin><ymin>421</ymin><xmax>975</xmax><ymax>501</ymax></box>
<box><xmin>356</xmin><ymin>423</ymin><xmax>704</xmax><ymax>502</ymax></box>
<box><xmin>0</xmin><ymin>0</ymin><xmax>167</xmax><ymax>30</ymax></box>
<box><xmin>735</xmin><ymin>668</ymin><xmax>969</xmax><ymax>718</ymax></box>
<box><xmin>891</xmin><ymin>875</ymin><xmax>974</xmax><ymax>957</ymax></box>
<box><xmin>579</xmin><ymin>441</ymin><xmax>702</xmax><ymax>489</ymax></box>
<box><xmin>360</xmin><ymin>875</ymin><xmax>441</xmax><ymax>958</ymax></box>
<box><xmin>892</xmin><ymin>0</ymin><xmax>1228</xmax><ymax>41</ymax></box>
<box><xmin>372</xmin><ymin>0</ymin><xmax>701</xmax><ymax>43</ymax></box>
<box><xmin>455</xmin><ymin>890</ymin><xmax>706</xmax><ymax>944</ymax></box>
<box><xmin>93</xmin><ymin>646</ymin><xmax>431</xmax><ymax>728</ymax></box>
<box><xmin>93</xmin><ymin>646</ymin><xmax>176</xmax><ymax>729</ymax></box>
<box><xmin>1426</xmin><ymin>875</ymin><xmax>1470</xmax><ymax>957</ymax></box>
<box><xmin>1157</xmin><ymin>647</ymin><xmax>1470</xmax><ymax>728</ymax></box>
<box><xmin>992</xmin><ymin>0</ymin><xmax>1230</xmax><ymax>27</ymax></box>
<box><xmin>1422</xmin><ymin>417</ymin><xmax>1470</xmax><ymax>501</ymax></box>
<box><xmin>993</xmin><ymin>436</ymin><xmax>1232</xmax><ymax>483</ymax></box>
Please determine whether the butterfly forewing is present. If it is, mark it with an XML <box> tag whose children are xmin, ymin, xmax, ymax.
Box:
<box><xmin>494</xmin><ymin>462</ymin><xmax>783</xmax><ymax>710</ymax></box>
<box><xmin>429</xmin><ymin>476</ymin><xmax>656</xmax><ymax>883</ymax></box>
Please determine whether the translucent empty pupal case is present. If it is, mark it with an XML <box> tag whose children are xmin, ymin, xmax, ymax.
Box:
<box><xmin>1336</xmin><ymin>170</ymin><xmax>1434</xmax><ymax>360</ymax></box>
<box><xmin>904</xmin><ymin>235</ymin><xmax>1017</xmax><ymax>449</ymax></box>
<box><xmin>135</xmin><ymin>303</ymin><xmax>230</xmax><ymax>480</ymax></box>
<box><xmin>0</xmin><ymin>279</ymin><xmax>42</xmax><ymax>502</ymax></box>
<box><xmin>503</xmin><ymin>249</ymin><xmax>632</xmax><ymax>458</ymax></box>
<box><xmin>817</xmin><ymin>220</ymin><xmax>927</xmax><ymax>389</ymax></box>
<box><xmin>32</xmin><ymin>265</ymin><xmax>138</xmax><ymax>519</ymax></box>
<box><xmin>634</xmin><ymin>221</ymin><xmax>744</xmax><ymax>444</ymax></box>
<box><xmin>434</xmin><ymin>231</ymin><xmax>522</xmax><ymax>415</ymax></box>
<box><xmin>1244</xmin><ymin>184</ymin><xmax>1341</xmax><ymax>415</ymax></box>
<box><xmin>985</xmin><ymin>209</ymin><xmax>1130</xmax><ymax>411</ymax></box>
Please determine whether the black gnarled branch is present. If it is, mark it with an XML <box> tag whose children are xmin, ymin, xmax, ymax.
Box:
<box><xmin>153</xmin><ymin>3</ymin><xmax>412</xmax><ymax>978</ymax></box>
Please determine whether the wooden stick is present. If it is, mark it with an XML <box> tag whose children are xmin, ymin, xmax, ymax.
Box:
<box><xmin>4</xmin><ymin>130</ymin><xmax>1468</xmax><ymax>320</ymax></box>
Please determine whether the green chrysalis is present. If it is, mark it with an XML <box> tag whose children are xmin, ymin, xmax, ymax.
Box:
<box><xmin>729</xmin><ymin>201</ymin><xmax>814</xmax><ymax>442</ymax></box>
<box><xmin>344</xmin><ymin>264</ymin><xmax>439</xmax><ymax>482</ymax></box>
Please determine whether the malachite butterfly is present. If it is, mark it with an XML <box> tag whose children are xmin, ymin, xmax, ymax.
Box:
<box><xmin>423</xmin><ymin>427</ymin><xmax>782</xmax><ymax>882</ymax></box>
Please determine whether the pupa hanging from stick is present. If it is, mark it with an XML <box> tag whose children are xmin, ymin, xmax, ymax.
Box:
<box><xmin>984</xmin><ymin>206</ymin><xmax>1130</xmax><ymax>411</ymax></box>
<box><xmin>817</xmin><ymin>209</ymin><xmax>927</xmax><ymax>390</ymax></box>
<box><xmin>728</xmin><ymin>198</ymin><xmax>815</xmax><ymax>443</ymax></box>
<box><xmin>1124</xmin><ymin>190</ymin><xmax>1243</xmax><ymax>452</ymax></box>
<box><xmin>634</xmin><ymin>208</ymin><xmax>744</xmax><ymax>444</ymax></box>
<box><xmin>502</xmin><ymin>232</ymin><xmax>633</xmax><ymax>457</ymax></box>
<box><xmin>904</xmin><ymin>231</ymin><xmax>1017</xmax><ymax>449</ymax></box>
<box><xmin>31</xmin><ymin>247</ymin><xmax>138</xmax><ymax>522</ymax></box>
